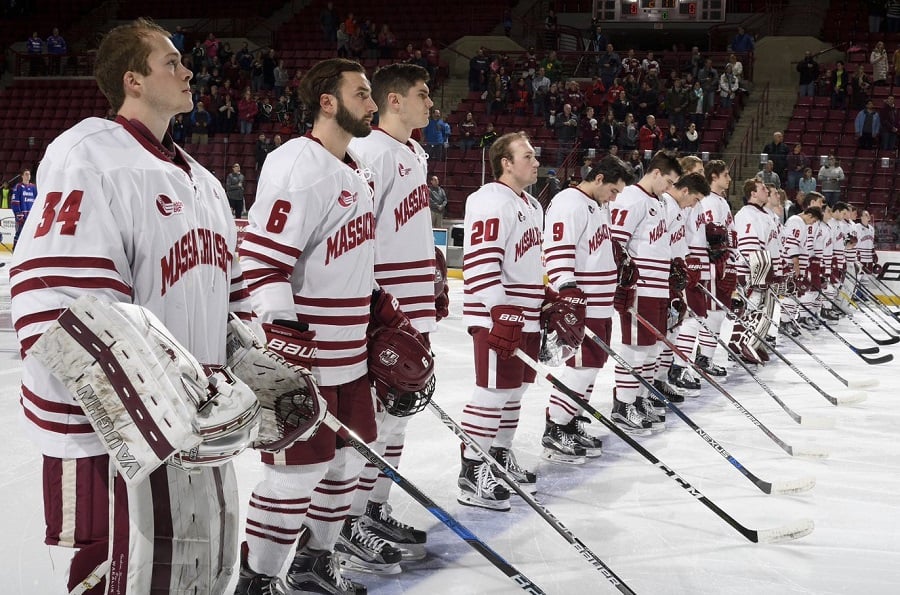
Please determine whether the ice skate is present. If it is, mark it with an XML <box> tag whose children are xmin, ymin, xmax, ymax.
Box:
<box><xmin>458</xmin><ymin>457</ymin><xmax>511</xmax><ymax>511</ymax></box>
<box><xmin>286</xmin><ymin>548</ymin><xmax>367</xmax><ymax>594</ymax></box>
<box><xmin>541</xmin><ymin>421</ymin><xmax>587</xmax><ymax>465</ymax></box>
<box><xmin>360</xmin><ymin>501</ymin><xmax>426</xmax><ymax>561</ymax></box>
<box><xmin>489</xmin><ymin>446</ymin><xmax>537</xmax><ymax>494</ymax></box>
<box><xmin>334</xmin><ymin>515</ymin><xmax>402</xmax><ymax>575</ymax></box>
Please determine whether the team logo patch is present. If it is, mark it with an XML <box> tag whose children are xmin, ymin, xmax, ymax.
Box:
<box><xmin>398</xmin><ymin>162</ymin><xmax>412</xmax><ymax>177</ymax></box>
<box><xmin>338</xmin><ymin>189</ymin><xmax>358</xmax><ymax>207</ymax></box>
<box><xmin>588</xmin><ymin>205</ymin><xmax>594</xmax><ymax>213</ymax></box>
<box><xmin>379</xmin><ymin>348</ymin><xmax>399</xmax><ymax>367</ymax></box>
<box><xmin>156</xmin><ymin>194</ymin><xmax>184</xmax><ymax>217</ymax></box>
<box><xmin>648</xmin><ymin>207</ymin><xmax>656</xmax><ymax>216</ymax></box>
<box><xmin>517</xmin><ymin>211</ymin><xmax>526</xmax><ymax>222</ymax></box>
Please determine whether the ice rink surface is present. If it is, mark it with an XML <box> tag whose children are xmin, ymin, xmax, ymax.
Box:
<box><xmin>2</xmin><ymin>250</ymin><xmax>900</xmax><ymax>594</ymax></box>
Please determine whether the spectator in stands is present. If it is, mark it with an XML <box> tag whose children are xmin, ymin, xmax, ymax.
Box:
<box><xmin>469</xmin><ymin>47</ymin><xmax>490</xmax><ymax>92</ymax></box>
<box><xmin>554</xmin><ymin>103</ymin><xmax>578</xmax><ymax>166</ymax></box>
<box><xmin>429</xmin><ymin>175</ymin><xmax>448</xmax><ymax>227</ymax></box>
<box><xmin>796</xmin><ymin>51</ymin><xmax>819</xmax><ymax>97</ymax></box>
<box><xmin>597</xmin><ymin>43</ymin><xmax>621</xmax><ymax>88</ymax></box>
<box><xmin>0</xmin><ymin>181</ymin><xmax>9</xmax><ymax>209</ymax></box>
<box><xmin>763</xmin><ymin>131</ymin><xmax>789</xmax><ymax>183</ymax></box>
<box><xmin>580</xmin><ymin>106</ymin><xmax>599</xmax><ymax>151</ymax></box>
<box><xmin>219</xmin><ymin>42</ymin><xmax>233</xmax><ymax>65</ymax></box>
<box><xmin>532</xmin><ymin>67</ymin><xmax>551</xmax><ymax>116</ymax></box>
<box><xmin>786</xmin><ymin>143</ymin><xmax>808</xmax><ymax>191</ymax></box>
<box><xmin>729</xmin><ymin>26</ymin><xmax>754</xmax><ymax>53</ymax></box>
<box><xmin>478</xmin><ymin>121</ymin><xmax>498</xmax><ymax>149</ymax></box>
<box><xmin>893</xmin><ymin>48</ymin><xmax>900</xmax><ymax>86</ymax></box>
<box><xmin>250</xmin><ymin>51</ymin><xmax>264</xmax><ymax>91</ymax></box>
<box><xmin>727</xmin><ymin>53</ymin><xmax>744</xmax><ymax>83</ymax></box>
<box><xmin>541</xmin><ymin>50</ymin><xmax>563</xmax><ymax>83</ymax></box>
<box><xmin>598</xmin><ymin>110</ymin><xmax>617</xmax><ymax>150</ymax></box>
<box><xmin>171</xmin><ymin>113</ymin><xmax>186</xmax><ymax>145</ymax></box>
<box><xmin>237</xmin><ymin>41</ymin><xmax>253</xmax><ymax>75</ymax></box>
<box><xmin>512</xmin><ymin>77</ymin><xmax>531</xmax><ymax>115</ymax></box>
<box><xmin>170</xmin><ymin>25</ymin><xmax>185</xmax><ymax>52</ymax></box>
<box><xmin>320</xmin><ymin>1</ymin><xmax>338</xmax><ymax>41</ymax></box>
<box><xmin>881</xmin><ymin>95</ymin><xmax>899</xmax><ymax>150</ymax></box>
<box><xmin>238</xmin><ymin>88</ymin><xmax>257</xmax><ymax>134</ymax></box>
<box><xmin>273</xmin><ymin>59</ymin><xmax>289</xmax><ymax>98</ymax></box>
<box><xmin>888</xmin><ymin>0</ymin><xmax>900</xmax><ymax>33</ymax></box>
<box><xmin>344</xmin><ymin>11</ymin><xmax>358</xmax><ymax>35</ymax></box>
<box><xmin>218</xmin><ymin>94</ymin><xmax>237</xmax><ymax>133</ymax></box>
<box><xmin>665</xmin><ymin>78</ymin><xmax>688</xmax><ymax>131</ymax></box>
<box><xmin>190</xmin><ymin>39</ymin><xmax>205</xmax><ymax>74</ymax></box>
<box><xmin>697</xmin><ymin>58</ymin><xmax>718</xmax><ymax>113</ymax></box>
<box><xmin>545</xmin><ymin>169</ymin><xmax>562</xmax><ymax>199</ymax></box>
<box><xmin>850</xmin><ymin>64</ymin><xmax>872</xmax><ymax>110</ymax></box>
<box><xmin>798</xmin><ymin>167</ymin><xmax>817</xmax><ymax>195</ymax></box>
<box><xmin>458</xmin><ymin>111</ymin><xmax>478</xmax><ymax>156</ymax></box>
<box><xmin>190</xmin><ymin>102</ymin><xmax>211</xmax><ymax>144</ymax></box>
<box><xmin>634</xmin><ymin>80</ymin><xmax>658</xmax><ymax>125</ymax></box>
<box><xmin>687</xmin><ymin>46</ymin><xmax>703</xmax><ymax>79</ymax></box>
<box><xmin>684</xmin><ymin>121</ymin><xmax>700</xmax><ymax>154</ymax></box>
<box><xmin>690</xmin><ymin>80</ymin><xmax>705</xmax><ymax>129</ymax></box>
<box><xmin>856</xmin><ymin>99</ymin><xmax>881</xmax><ymax>150</ymax></box>
<box><xmin>756</xmin><ymin>160</ymin><xmax>782</xmax><ymax>189</ymax></box>
<box><xmin>255</xmin><ymin>133</ymin><xmax>271</xmax><ymax>171</ymax></box>
<box><xmin>580</xmin><ymin>156</ymin><xmax>594</xmax><ymax>180</ymax></box>
<box><xmin>638</xmin><ymin>114</ymin><xmax>662</xmax><ymax>153</ymax></box>
<box><xmin>610</xmin><ymin>88</ymin><xmax>630</xmax><ymax>122</ymax></box>
<box><xmin>46</xmin><ymin>27</ymin><xmax>66</xmax><ymax>74</ymax></box>
<box><xmin>831</xmin><ymin>61</ymin><xmax>849</xmax><ymax>109</ymax></box>
<box><xmin>544</xmin><ymin>8</ymin><xmax>558</xmax><ymax>48</ymax></box>
<box><xmin>818</xmin><ymin>154</ymin><xmax>844</xmax><ymax>206</ymax></box>
<box><xmin>262</xmin><ymin>49</ymin><xmax>276</xmax><ymax>90</ymax></box>
<box><xmin>662</xmin><ymin>124</ymin><xmax>682</xmax><ymax>152</ymax></box>
<box><xmin>204</xmin><ymin>33</ymin><xmax>219</xmax><ymax>67</ymax></box>
<box><xmin>336</xmin><ymin>22</ymin><xmax>350</xmax><ymax>57</ymax></box>
<box><xmin>617</xmin><ymin>112</ymin><xmax>639</xmax><ymax>151</ymax></box>
<box><xmin>225</xmin><ymin>163</ymin><xmax>245</xmax><ymax>218</ymax></box>
<box><xmin>423</xmin><ymin>108</ymin><xmax>451</xmax><ymax>163</ymax></box>
<box><xmin>376</xmin><ymin>24</ymin><xmax>397</xmax><ymax>59</ymax></box>
<box><xmin>871</xmin><ymin>41</ymin><xmax>889</xmax><ymax>85</ymax></box>
<box><xmin>626</xmin><ymin>150</ymin><xmax>644</xmax><ymax>178</ymax></box>
<box><xmin>719</xmin><ymin>63</ymin><xmax>739</xmax><ymax>112</ymax></box>
<box><xmin>869</xmin><ymin>0</ymin><xmax>887</xmax><ymax>32</ymax></box>
<box><xmin>26</xmin><ymin>31</ymin><xmax>43</xmax><ymax>75</ymax></box>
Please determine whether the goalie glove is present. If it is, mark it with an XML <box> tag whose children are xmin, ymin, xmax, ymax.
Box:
<box><xmin>435</xmin><ymin>247</ymin><xmax>450</xmax><ymax>321</ymax></box>
<box><xmin>226</xmin><ymin>316</ymin><xmax>327</xmax><ymax>452</ymax></box>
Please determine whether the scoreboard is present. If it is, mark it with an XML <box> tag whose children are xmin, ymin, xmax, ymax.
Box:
<box><xmin>593</xmin><ymin>0</ymin><xmax>725</xmax><ymax>23</ymax></box>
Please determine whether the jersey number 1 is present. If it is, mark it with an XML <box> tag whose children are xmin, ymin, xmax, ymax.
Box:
<box><xmin>34</xmin><ymin>190</ymin><xmax>84</xmax><ymax>237</ymax></box>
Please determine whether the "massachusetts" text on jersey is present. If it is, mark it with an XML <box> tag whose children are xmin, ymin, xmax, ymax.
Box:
<box><xmin>161</xmin><ymin>227</ymin><xmax>230</xmax><ymax>295</ymax></box>
<box><xmin>326</xmin><ymin>212</ymin><xmax>375</xmax><ymax>264</ymax></box>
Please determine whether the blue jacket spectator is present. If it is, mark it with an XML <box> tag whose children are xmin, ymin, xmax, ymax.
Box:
<box><xmin>730</xmin><ymin>27</ymin><xmax>754</xmax><ymax>53</ymax></box>
<box><xmin>422</xmin><ymin>109</ymin><xmax>451</xmax><ymax>162</ymax></box>
<box><xmin>46</xmin><ymin>28</ymin><xmax>66</xmax><ymax>54</ymax></box>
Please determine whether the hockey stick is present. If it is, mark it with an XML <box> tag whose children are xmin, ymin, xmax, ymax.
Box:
<box><xmin>426</xmin><ymin>400</ymin><xmax>636</xmax><ymax>594</ymax></box>
<box><xmin>839</xmin><ymin>286</ymin><xmax>900</xmax><ymax>335</ymax></box>
<box><xmin>816</xmin><ymin>289</ymin><xmax>900</xmax><ymax>345</ymax></box>
<box><xmin>514</xmin><ymin>349</ymin><xmax>815</xmax><ymax>544</ymax></box>
<box><xmin>697</xmin><ymin>285</ymin><xmax>867</xmax><ymax>406</ymax></box>
<box><xmin>319</xmin><ymin>413</ymin><xmax>547</xmax><ymax>594</ymax></box>
<box><xmin>867</xmin><ymin>272</ymin><xmax>900</xmax><ymax>306</ymax></box>
<box><xmin>845</xmin><ymin>281</ymin><xmax>900</xmax><ymax>330</ymax></box>
<box><xmin>765</xmin><ymin>288</ymin><xmax>879</xmax><ymax>390</ymax></box>
<box><xmin>794</xmin><ymin>299</ymin><xmax>894</xmax><ymax>364</ymax></box>
<box><xmin>584</xmin><ymin>327</ymin><xmax>816</xmax><ymax>494</ymax></box>
<box><xmin>627</xmin><ymin>306</ymin><xmax>828</xmax><ymax>457</ymax></box>
<box><xmin>675</xmin><ymin>298</ymin><xmax>828</xmax><ymax>427</ymax></box>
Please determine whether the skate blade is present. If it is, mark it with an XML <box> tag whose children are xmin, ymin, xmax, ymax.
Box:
<box><xmin>540</xmin><ymin>448</ymin><xmax>586</xmax><ymax>465</ymax></box>
<box><xmin>457</xmin><ymin>493</ymin><xmax>511</xmax><ymax>511</ymax></box>
<box><xmin>613</xmin><ymin>422</ymin><xmax>652</xmax><ymax>436</ymax></box>
<box><xmin>337</xmin><ymin>556</ymin><xmax>402</xmax><ymax>575</ymax></box>
<box><xmin>393</xmin><ymin>543</ymin><xmax>426</xmax><ymax>561</ymax></box>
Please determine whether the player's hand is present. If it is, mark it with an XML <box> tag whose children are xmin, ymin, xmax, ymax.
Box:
<box><xmin>542</xmin><ymin>286</ymin><xmax>587</xmax><ymax>349</ymax></box>
<box><xmin>262</xmin><ymin>320</ymin><xmax>318</xmax><ymax>369</ymax></box>
<box><xmin>613</xmin><ymin>285</ymin><xmax>635</xmax><ymax>314</ymax></box>
<box><xmin>488</xmin><ymin>305</ymin><xmax>525</xmax><ymax>359</ymax></box>
<box><xmin>371</xmin><ymin>288</ymin><xmax>425</xmax><ymax>345</ymax></box>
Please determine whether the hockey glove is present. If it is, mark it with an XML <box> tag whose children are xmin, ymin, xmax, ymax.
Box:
<box><xmin>716</xmin><ymin>260</ymin><xmax>738</xmax><ymax>300</ymax></box>
<box><xmin>808</xmin><ymin>257</ymin><xmax>823</xmax><ymax>291</ymax></box>
<box><xmin>670</xmin><ymin>257</ymin><xmax>689</xmax><ymax>292</ymax></box>
<box><xmin>488</xmin><ymin>305</ymin><xmax>526</xmax><ymax>359</ymax></box>
<box><xmin>706</xmin><ymin>223</ymin><xmax>730</xmax><ymax>262</ymax></box>
<box><xmin>667</xmin><ymin>296</ymin><xmax>687</xmax><ymax>331</ymax></box>
<box><xmin>612</xmin><ymin>241</ymin><xmax>639</xmax><ymax>289</ymax></box>
<box><xmin>371</xmin><ymin>288</ymin><xmax>426</xmax><ymax>346</ymax></box>
<box><xmin>434</xmin><ymin>248</ymin><xmax>450</xmax><ymax>321</ymax></box>
<box><xmin>541</xmin><ymin>286</ymin><xmax>587</xmax><ymax>350</ymax></box>
<box><xmin>262</xmin><ymin>320</ymin><xmax>318</xmax><ymax>369</ymax></box>
<box><xmin>613</xmin><ymin>285</ymin><xmax>635</xmax><ymax>314</ymax></box>
<box><xmin>684</xmin><ymin>256</ymin><xmax>703</xmax><ymax>288</ymax></box>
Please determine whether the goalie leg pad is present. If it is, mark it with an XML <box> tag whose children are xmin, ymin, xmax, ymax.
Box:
<box><xmin>29</xmin><ymin>296</ymin><xmax>206</xmax><ymax>485</ymax></box>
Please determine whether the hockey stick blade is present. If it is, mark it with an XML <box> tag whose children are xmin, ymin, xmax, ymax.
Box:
<box><xmin>835</xmin><ymin>391</ymin><xmax>868</xmax><ymax>405</ymax></box>
<box><xmin>848</xmin><ymin>378</ymin><xmax>879</xmax><ymax>389</ymax></box>
<box><xmin>853</xmin><ymin>344</ymin><xmax>881</xmax><ymax>355</ymax></box>
<box><xmin>860</xmin><ymin>326</ymin><xmax>900</xmax><ymax>346</ymax></box>
<box><xmin>771</xmin><ymin>476</ymin><xmax>817</xmax><ymax>495</ymax></box>
<box><xmin>799</xmin><ymin>416</ymin><xmax>835</xmax><ymax>429</ymax></box>
<box><xmin>755</xmin><ymin>519</ymin><xmax>815</xmax><ymax>544</ymax></box>
<box><xmin>859</xmin><ymin>352</ymin><xmax>894</xmax><ymax>365</ymax></box>
<box><xmin>788</xmin><ymin>446</ymin><xmax>829</xmax><ymax>459</ymax></box>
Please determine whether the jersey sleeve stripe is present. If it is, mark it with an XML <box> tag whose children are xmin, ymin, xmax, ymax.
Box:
<box><xmin>241</xmin><ymin>232</ymin><xmax>303</xmax><ymax>259</ymax></box>
<box><xmin>294</xmin><ymin>296</ymin><xmax>370</xmax><ymax>308</ymax></box>
<box><xmin>11</xmin><ymin>276</ymin><xmax>132</xmax><ymax>298</ymax></box>
<box><xmin>374</xmin><ymin>258</ymin><xmax>434</xmax><ymax>272</ymax></box>
<box><xmin>10</xmin><ymin>255</ymin><xmax>120</xmax><ymax>276</ymax></box>
<box><xmin>239</xmin><ymin>250</ymin><xmax>294</xmax><ymax>277</ymax></box>
<box><xmin>22</xmin><ymin>384</ymin><xmax>84</xmax><ymax>416</ymax></box>
<box><xmin>21</xmin><ymin>405</ymin><xmax>95</xmax><ymax>435</ymax></box>
<box><xmin>463</xmin><ymin>246</ymin><xmax>504</xmax><ymax>262</ymax></box>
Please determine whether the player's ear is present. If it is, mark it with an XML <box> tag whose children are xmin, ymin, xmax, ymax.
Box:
<box><xmin>123</xmin><ymin>70</ymin><xmax>141</xmax><ymax>96</ymax></box>
<box><xmin>319</xmin><ymin>92</ymin><xmax>336</xmax><ymax>115</ymax></box>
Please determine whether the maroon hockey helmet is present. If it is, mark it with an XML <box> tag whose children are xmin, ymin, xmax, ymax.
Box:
<box><xmin>368</xmin><ymin>327</ymin><xmax>435</xmax><ymax>416</ymax></box>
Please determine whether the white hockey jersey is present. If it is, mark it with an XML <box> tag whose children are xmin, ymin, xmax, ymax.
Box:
<box><xmin>350</xmin><ymin>129</ymin><xmax>436</xmax><ymax>334</ymax></box>
<box><xmin>608</xmin><ymin>183</ymin><xmax>670</xmax><ymax>299</ymax></box>
<box><xmin>689</xmin><ymin>191</ymin><xmax>735</xmax><ymax>281</ymax></box>
<box><xmin>543</xmin><ymin>187</ymin><xmax>616</xmax><ymax>319</ymax></box>
<box><xmin>857</xmin><ymin>223</ymin><xmax>876</xmax><ymax>263</ymax></box>
<box><xmin>811</xmin><ymin>220</ymin><xmax>833</xmax><ymax>274</ymax></box>
<box><xmin>662</xmin><ymin>193</ymin><xmax>691</xmax><ymax>260</ymax></box>
<box><xmin>10</xmin><ymin>117</ymin><xmax>248</xmax><ymax>459</ymax></box>
<box><xmin>783</xmin><ymin>214</ymin><xmax>810</xmax><ymax>269</ymax></box>
<box><xmin>843</xmin><ymin>220</ymin><xmax>859</xmax><ymax>263</ymax></box>
<box><xmin>463</xmin><ymin>182</ymin><xmax>544</xmax><ymax>332</ymax></box>
<box><xmin>734</xmin><ymin>203</ymin><xmax>779</xmax><ymax>277</ymax></box>
<box><xmin>829</xmin><ymin>219</ymin><xmax>846</xmax><ymax>268</ymax></box>
<box><xmin>239</xmin><ymin>135</ymin><xmax>375</xmax><ymax>387</ymax></box>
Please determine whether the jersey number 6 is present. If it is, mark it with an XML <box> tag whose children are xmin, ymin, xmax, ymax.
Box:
<box><xmin>34</xmin><ymin>190</ymin><xmax>84</xmax><ymax>237</ymax></box>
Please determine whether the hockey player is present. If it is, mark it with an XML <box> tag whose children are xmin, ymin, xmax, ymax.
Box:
<box><xmin>10</xmin><ymin>168</ymin><xmax>37</xmax><ymax>248</ymax></box>
<box><xmin>541</xmin><ymin>154</ymin><xmax>635</xmax><ymax>464</ymax></box>
<box><xmin>825</xmin><ymin>202</ymin><xmax>850</xmax><ymax>316</ymax></box>
<box><xmin>729</xmin><ymin>178</ymin><xmax>780</xmax><ymax>363</ymax></box>
<box><xmin>340</xmin><ymin>63</ymin><xmax>436</xmax><ymax>571</ymax></box>
<box><xmin>673</xmin><ymin>160</ymin><xmax>733</xmax><ymax>380</ymax></box>
<box><xmin>653</xmin><ymin>156</ymin><xmax>708</xmax><ymax>400</ymax></box>
<box><xmin>783</xmin><ymin>205</ymin><xmax>824</xmax><ymax>333</ymax></box>
<box><xmin>797</xmin><ymin>192</ymin><xmax>827</xmax><ymax>330</ymax></box>
<box><xmin>236</xmin><ymin>59</ymin><xmax>429</xmax><ymax>594</ymax></box>
<box><xmin>608</xmin><ymin>151</ymin><xmax>684</xmax><ymax>434</ymax></box>
<box><xmin>857</xmin><ymin>209</ymin><xmax>876</xmax><ymax>273</ymax></box>
<box><xmin>10</xmin><ymin>19</ymin><xmax>262</xmax><ymax>594</ymax></box>
<box><xmin>458</xmin><ymin>132</ymin><xmax>545</xmax><ymax>510</ymax></box>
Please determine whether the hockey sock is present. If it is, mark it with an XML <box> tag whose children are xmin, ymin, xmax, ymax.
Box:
<box><xmin>493</xmin><ymin>384</ymin><xmax>528</xmax><ymax>449</ymax></box>
<box><xmin>614</xmin><ymin>343</ymin><xmax>650</xmax><ymax>404</ymax></box>
<box><xmin>348</xmin><ymin>412</ymin><xmax>409</xmax><ymax>516</ymax></box>
<box><xmin>460</xmin><ymin>386</ymin><xmax>511</xmax><ymax>461</ymax></box>
<box><xmin>699</xmin><ymin>310</ymin><xmax>726</xmax><ymax>358</ymax></box>
<box><xmin>305</xmin><ymin>447</ymin><xmax>367</xmax><ymax>551</ymax></box>
<box><xmin>246</xmin><ymin>462</ymin><xmax>328</xmax><ymax>576</ymax></box>
<box><xmin>675</xmin><ymin>317</ymin><xmax>699</xmax><ymax>361</ymax></box>
<box><xmin>547</xmin><ymin>367</ymin><xmax>597</xmax><ymax>425</ymax></box>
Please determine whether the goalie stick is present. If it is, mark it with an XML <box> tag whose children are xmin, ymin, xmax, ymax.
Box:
<box><xmin>318</xmin><ymin>412</ymin><xmax>547</xmax><ymax>594</ymax></box>
<box><xmin>626</xmin><ymin>307</ymin><xmax>828</xmax><ymax>458</ymax></box>
<box><xmin>427</xmin><ymin>400</ymin><xmax>635</xmax><ymax>595</ymax></box>
<box><xmin>698</xmin><ymin>285</ymin><xmax>867</xmax><ymax>407</ymax></box>
<box><xmin>514</xmin><ymin>349</ymin><xmax>815</xmax><ymax>544</ymax></box>
<box><xmin>675</xmin><ymin>301</ymin><xmax>830</xmax><ymax>429</ymax></box>
<box><xmin>816</xmin><ymin>289</ymin><xmax>900</xmax><ymax>346</ymax></box>
<box><xmin>795</xmin><ymin>299</ymin><xmax>894</xmax><ymax>365</ymax></box>
<box><xmin>584</xmin><ymin>327</ymin><xmax>816</xmax><ymax>495</ymax></box>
